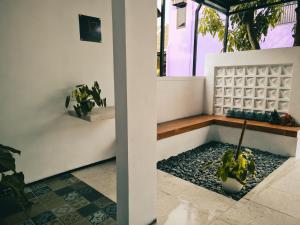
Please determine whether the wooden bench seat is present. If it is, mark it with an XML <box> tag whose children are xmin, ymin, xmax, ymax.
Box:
<box><xmin>157</xmin><ymin>115</ymin><xmax>300</xmax><ymax>140</ymax></box>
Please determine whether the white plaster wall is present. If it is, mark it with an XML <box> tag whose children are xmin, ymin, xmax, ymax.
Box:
<box><xmin>211</xmin><ymin>125</ymin><xmax>297</xmax><ymax>157</ymax></box>
<box><xmin>157</xmin><ymin>126</ymin><xmax>214</xmax><ymax>161</ymax></box>
<box><xmin>112</xmin><ymin>0</ymin><xmax>157</xmax><ymax>223</ymax></box>
<box><xmin>157</xmin><ymin>125</ymin><xmax>298</xmax><ymax>160</ymax></box>
<box><xmin>157</xmin><ymin>76</ymin><xmax>204</xmax><ymax>123</ymax></box>
<box><xmin>204</xmin><ymin>47</ymin><xmax>300</xmax><ymax>123</ymax></box>
<box><xmin>0</xmin><ymin>0</ymin><xmax>115</xmax><ymax>183</ymax></box>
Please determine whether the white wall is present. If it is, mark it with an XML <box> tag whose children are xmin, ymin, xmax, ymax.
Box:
<box><xmin>0</xmin><ymin>0</ymin><xmax>115</xmax><ymax>183</ymax></box>
<box><xmin>157</xmin><ymin>126</ymin><xmax>214</xmax><ymax>161</ymax></box>
<box><xmin>157</xmin><ymin>76</ymin><xmax>204</xmax><ymax>123</ymax></box>
<box><xmin>157</xmin><ymin>125</ymin><xmax>298</xmax><ymax>161</ymax></box>
<box><xmin>204</xmin><ymin>47</ymin><xmax>300</xmax><ymax>123</ymax></box>
<box><xmin>112</xmin><ymin>0</ymin><xmax>157</xmax><ymax>223</ymax></box>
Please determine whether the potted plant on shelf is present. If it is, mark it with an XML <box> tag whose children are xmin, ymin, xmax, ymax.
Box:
<box><xmin>0</xmin><ymin>144</ymin><xmax>30</xmax><ymax>210</ymax></box>
<box><xmin>65</xmin><ymin>81</ymin><xmax>106</xmax><ymax>118</ymax></box>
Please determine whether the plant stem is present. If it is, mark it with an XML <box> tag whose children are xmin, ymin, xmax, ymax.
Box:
<box><xmin>235</xmin><ymin>120</ymin><xmax>247</xmax><ymax>160</ymax></box>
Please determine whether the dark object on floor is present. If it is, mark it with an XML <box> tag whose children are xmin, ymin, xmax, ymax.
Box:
<box><xmin>157</xmin><ymin>141</ymin><xmax>288</xmax><ymax>200</ymax></box>
<box><xmin>0</xmin><ymin>173</ymin><xmax>116</xmax><ymax>225</ymax></box>
<box><xmin>0</xmin><ymin>144</ymin><xmax>31</xmax><ymax>209</ymax></box>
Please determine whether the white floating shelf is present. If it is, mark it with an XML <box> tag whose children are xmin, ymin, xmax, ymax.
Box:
<box><xmin>68</xmin><ymin>106</ymin><xmax>115</xmax><ymax>122</ymax></box>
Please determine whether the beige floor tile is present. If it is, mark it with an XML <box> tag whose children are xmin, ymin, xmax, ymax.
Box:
<box><xmin>209</xmin><ymin>219</ymin><xmax>233</xmax><ymax>225</ymax></box>
<box><xmin>73</xmin><ymin>158</ymin><xmax>300</xmax><ymax>225</ymax></box>
<box><xmin>157</xmin><ymin>191</ymin><xmax>211</xmax><ymax>225</ymax></box>
<box><xmin>248</xmin><ymin>187</ymin><xmax>300</xmax><ymax>218</ymax></box>
<box><xmin>244</xmin><ymin>158</ymin><xmax>296</xmax><ymax>200</ymax></box>
<box><xmin>158</xmin><ymin>171</ymin><xmax>235</xmax><ymax>214</ymax></box>
<box><xmin>72</xmin><ymin>161</ymin><xmax>117</xmax><ymax>201</ymax></box>
<box><xmin>219</xmin><ymin>199</ymin><xmax>298</xmax><ymax>225</ymax></box>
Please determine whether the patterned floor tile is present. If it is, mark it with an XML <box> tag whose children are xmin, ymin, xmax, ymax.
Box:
<box><xmin>99</xmin><ymin>218</ymin><xmax>116</xmax><ymax>225</ymax></box>
<box><xmin>87</xmin><ymin>210</ymin><xmax>109</xmax><ymax>225</ymax></box>
<box><xmin>15</xmin><ymin>219</ymin><xmax>35</xmax><ymax>225</ymax></box>
<box><xmin>42</xmin><ymin>197</ymin><xmax>66</xmax><ymax>211</ymax></box>
<box><xmin>93</xmin><ymin>197</ymin><xmax>114</xmax><ymax>209</ymax></box>
<box><xmin>33</xmin><ymin>186</ymin><xmax>52</xmax><ymax>197</ymax></box>
<box><xmin>25</xmin><ymin>191</ymin><xmax>36</xmax><ymax>200</ymax></box>
<box><xmin>29</xmin><ymin>182</ymin><xmax>48</xmax><ymax>191</ymax></box>
<box><xmin>55</xmin><ymin>187</ymin><xmax>74</xmax><ymax>197</ymax></box>
<box><xmin>68</xmin><ymin>196</ymin><xmax>90</xmax><ymax>210</ymax></box>
<box><xmin>71</xmin><ymin>182</ymin><xmax>89</xmax><ymax>191</ymax></box>
<box><xmin>44</xmin><ymin>219</ymin><xmax>64</xmax><ymax>225</ymax></box>
<box><xmin>58</xmin><ymin>211</ymin><xmax>84</xmax><ymax>225</ymax></box>
<box><xmin>1</xmin><ymin>173</ymin><xmax>116</xmax><ymax>225</ymax></box>
<box><xmin>59</xmin><ymin>174</ymin><xmax>73</xmax><ymax>180</ymax></box>
<box><xmin>46</xmin><ymin>180</ymin><xmax>70</xmax><ymax>191</ymax></box>
<box><xmin>24</xmin><ymin>203</ymin><xmax>48</xmax><ymax>218</ymax></box>
<box><xmin>38</xmin><ymin>192</ymin><xmax>60</xmax><ymax>202</ymax></box>
<box><xmin>73</xmin><ymin>219</ymin><xmax>93</xmax><ymax>225</ymax></box>
<box><xmin>65</xmin><ymin>177</ymin><xmax>81</xmax><ymax>185</ymax></box>
<box><xmin>102</xmin><ymin>204</ymin><xmax>116</xmax><ymax>220</ymax></box>
<box><xmin>31</xmin><ymin>211</ymin><xmax>56</xmax><ymax>225</ymax></box>
<box><xmin>62</xmin><ymin>191</ymin><xmax>81</xmax><ymax>202</ymax></box>
<box><xmin>79</xmin><ymin>188</ymin><xmax>104</xmax><ymax>202</ymax></box>
<box><xmin>52</xmin><ymin>204</ymin><xmax>74</xmax><ymax>217</ymax></box>
<box><xmin>78</xmin><ymin>204</ymin><xmax>100</xmax><ymax>217</ymax></box>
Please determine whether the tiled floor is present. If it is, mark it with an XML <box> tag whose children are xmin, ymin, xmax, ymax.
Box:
<box><xmin>73</xmin><ymin>158</ymin><xmax>300</xmax><ymax>225</ymax></box>
<box><xmin>3</xmin><ymin>157</ymin><xmax>300</xmax><ymax>225</ymax></box>
<box><xmin>1</xmin><ymin>173</ymin><xmax>116</xmax><ymax>225</ymax></box>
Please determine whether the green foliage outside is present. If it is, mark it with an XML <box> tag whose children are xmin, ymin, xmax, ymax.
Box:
<box><xmin>0</xmin><ymin>144</ymin><xmax>30</xmax><ymax>208</ymax></box>
<box><xmin>65</xmin><ymin>81</ymin><xmax>106</xmax><ymax>118</ymax></box>
<box><xmin>199</xmin><ymin>1</ymin><xmax>300</xmax><ymax>51</ymax></box>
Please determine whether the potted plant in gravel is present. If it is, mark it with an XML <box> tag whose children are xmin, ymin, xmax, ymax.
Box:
<box><xmin>65</xmin><ymin>81</ymin><xmax>106</xmax><ymax>118</ymax></box>
<box><xmin>207</xmin><ymin>120</ymin><xmax>256</xmax><ymax>193</ymax></box>
<box><xmin>0</xmin><ymin>144</ymin><xmax>30</xmax><ymax>210</ymax></box>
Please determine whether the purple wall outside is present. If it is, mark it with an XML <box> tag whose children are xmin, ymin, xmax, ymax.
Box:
<box><xmin>166</xmin><ymin>0</ymin><xmax>295</xmax><ymax>76</ymax></box>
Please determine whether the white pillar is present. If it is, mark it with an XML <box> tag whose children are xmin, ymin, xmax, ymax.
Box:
<box><xmin>112</xmin><ymin>0</ymin><xmax>157</xmax><ymax>224</ymax></box>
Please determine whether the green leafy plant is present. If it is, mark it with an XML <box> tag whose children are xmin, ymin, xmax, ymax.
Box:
<box><xmin>65</xmin><ymin>81</ymin><xmax>106</xmax><ymax>118</ymax></box>
<box><xmin>216</xmin><ymin>147</ymin><xmax>256</xmax><ymax>185</ymax></box>
<box><xmin>217</xmin><ymin>120</ymin><xmax>256</xmax><ymax>185</ymax></box>
<box><xmin>205</xmin><ymin>121</ymin><xmax>256</xmax><ymax>186</ymax></box>
<box><xmin>0</xmin><ymin>144</ymin><xmax>30</xmax><ymax>208</ymax></box>
<box><xmin>198</xmin><ymin>2</ymin><xmax>299</xmax><ymax>51</ymax></box>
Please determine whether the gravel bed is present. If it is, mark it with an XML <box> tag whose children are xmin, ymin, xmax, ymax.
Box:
<box><xmin>157</xmin><ymin>141</ymin><xmax>288</xmax><ymax>200</ymax></box>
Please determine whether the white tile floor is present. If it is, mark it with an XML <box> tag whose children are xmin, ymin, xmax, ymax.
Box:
<box><xmin>72</xmin><ymin>158</ymin><xmax>300</xmax><ymax>225</ymax></box>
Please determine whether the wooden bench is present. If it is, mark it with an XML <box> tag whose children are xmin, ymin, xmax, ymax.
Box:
<box><xmin>157</xmin><ymin>115</ymin><xmax>300</xmax><ymax>140</ymax></box>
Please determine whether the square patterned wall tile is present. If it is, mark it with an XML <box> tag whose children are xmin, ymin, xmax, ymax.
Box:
<box><xmin>213</xmin><ymin>64</ymin><xmax>293</xmax><ymax>115</ymax></box>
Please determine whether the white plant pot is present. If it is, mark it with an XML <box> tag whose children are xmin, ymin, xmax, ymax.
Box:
<box><xmin>222</xmin><ymin>178</ymin><xmax>244</xmax><ymax>193</ymax></box>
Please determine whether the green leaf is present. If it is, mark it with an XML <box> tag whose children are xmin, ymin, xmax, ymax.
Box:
<box><xmin>1</xmin><ymin>172</ymin><xmax>31</xmax><ymax>207</ymax></box>
<box><xmin>65</xmin><ymin>96</ymin><xmax>70</xmax><ymax>108</ymax></box>
<box><xmin>73</xmin><ymin>105</ymin><xmax>82</xmax><ymax>117</ymax></box>
<box><xmin>0</xmin><ymin>151</ymin><xmax>16</xmax><ymax>172</ymax></box>
<box><xmin>0</xmin><ymin>144</ymin><xmax>21</xmax><ymax>155</ymax></box>
<box><xmin>94</xmin><ymin>81</ymin><xmax>99</xmax><ymax>89</ymax></box>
